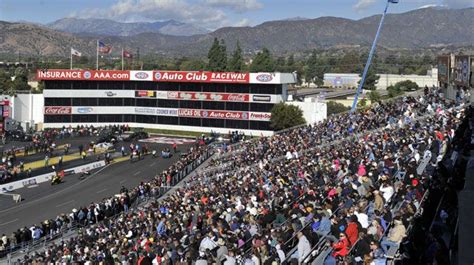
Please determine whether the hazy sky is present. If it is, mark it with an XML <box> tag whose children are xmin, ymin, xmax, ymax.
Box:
<box><xmin>1</xmin><ymin>0</ymin><xmax>472</xmax><ymax>29</ymax></box>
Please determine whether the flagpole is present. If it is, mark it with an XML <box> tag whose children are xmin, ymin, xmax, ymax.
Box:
<box><xmin>96</xmin><ymin>40</ymin><xmax>99</xmax><ymax>70</ymax></box>
<box><xmin>70</xmin><ymin>48</ymin><xmax>73</xmax><ymax>70</ymax></box>
<box><xmin>122</xmin><ymin>48</ymin><xmax>124</xmax><ymax>71</ymax></box>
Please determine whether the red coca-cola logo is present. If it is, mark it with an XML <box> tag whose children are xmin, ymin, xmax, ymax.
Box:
<box><xmin>44</xmin><ymin>106</ymin><xmax>71</xmax><ymax>115</ymax></box>
<box><xmin>227</xmin><ymin>94</ymin><xmax>248</xmax><ymax>102</ymax></box>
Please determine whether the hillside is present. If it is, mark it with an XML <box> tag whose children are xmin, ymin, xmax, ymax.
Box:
<box><xmin>0</xmin><ymin>7</ymin><xmax>472</xmax><ymax>57</ymax></box>
<box><xmin>47</xmin><ymin>18</ymin><xmax>210</xmax><ymax>37</ymax></box>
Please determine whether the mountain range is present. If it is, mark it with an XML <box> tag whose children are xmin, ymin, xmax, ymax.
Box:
<box><xmin>47</xmin><ymin>18</ymin><xmax>210</xmax><ymax>37</ymax></box>
<box><xmin>0</xmin><ymin>7</ymin><xmax>472</xmax><ymax>58</ymax></box>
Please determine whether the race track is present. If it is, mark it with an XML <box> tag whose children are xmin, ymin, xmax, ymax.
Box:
<box><xmin>0</xmin><ymin>142</ymin><xmax>190</xmax><ymax>235</ymax></box>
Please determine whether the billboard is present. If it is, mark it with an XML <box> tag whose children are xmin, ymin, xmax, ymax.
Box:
<box><xmin>166</xmin><ymin>91</ymin><xmax>249</xmax><ymax>102</ymax></box>
<box><xmin>135</xmin><ymin>90</ymin><xmax>156</xmax><ymax>98</ymax></box>
<box><xmin>130</xmin><ymin>71</ymin><xmax>153</xmax><ymax>81</ymax></box>
<box><xmin>453</xmin><ymin>55</ymin><xmax>470</xmax><ymax>86</ymax></box>
<box><xmin>153</xmin><ymin>71</ymin><xmax>249</xmax><ymax>83</ymax></box>
<box><xmin>37</xmin><ymin>70</ymin><xmax>130</xmax><ymax>81</ymax></box>
<box><xmin>437</xmin><ymin>56</ymin><xmax>450</xmax><ymax>84</ymax></box>
<box><xmin>178</xmin><ymin>109</ymin><xmax>249</xmax><ymax>120</ymax></box>
<box><xmin>44</xmin><ymin>106</ymin><xmax>72</xmax><ymax>115</ymax></box>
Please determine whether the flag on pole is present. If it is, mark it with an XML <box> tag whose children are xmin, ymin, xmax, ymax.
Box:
<box><xmin>123</xmin><ymin>49</ymin><xmax>133</xmax><ymax>59</ymax></box>
<box><xmin>71</xmin><ymin>48</ymin><xmax>82</xmax><ymax>57</ymax></box>
<box><xmin>98</xmin><ymin>41</ymin><xmax>112</xmax><ymax>54</ymax></box>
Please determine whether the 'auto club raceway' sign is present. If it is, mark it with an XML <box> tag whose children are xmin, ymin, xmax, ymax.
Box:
<box><xmin>153</xmin><ymin>71</ymin><xmax>249</xmax><ymax>83</ymax></box>
<box><xmin>0</xmin><ymin>161</ymin><xmax>106</xmax><ymax>193</ymax></box>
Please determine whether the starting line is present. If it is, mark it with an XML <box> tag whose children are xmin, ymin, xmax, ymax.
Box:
<box><xmin>139</xmin><ymin>137</ymin><xmax>195</xmax><ymax>145</ymax></box>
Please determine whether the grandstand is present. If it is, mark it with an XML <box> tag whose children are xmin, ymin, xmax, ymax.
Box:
<box><xmin>0</xmin><ymin>87</ymin><xmax>471</xmax><ymax>265</ymax></box>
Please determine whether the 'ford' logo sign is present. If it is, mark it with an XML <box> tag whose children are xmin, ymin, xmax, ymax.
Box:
<box><xmin>256</xmin><ymin>74</ymin><xmax>272</xmax><ymax>82</ymax></box>
<box><xmin>135</xmin><ymin>72</ymin><xmax>149</xmax><ymax>79</ymax></box>
<box><xmin>77</xmin><ymin>107</ymin><xmax>93</xmax><ymax>114</ymax></box>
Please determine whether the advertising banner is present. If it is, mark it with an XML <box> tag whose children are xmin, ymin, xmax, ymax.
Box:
<box><xmin>437</xmin><ymin>56</ymin><xmax>450</xmax><ymax>84</ymax></box>
<box><xmin>453</xmin><ymin>55</ymin><xmax>471</xmax><ymax>86</ymax></box>
<box><xmin>44</xmin><ymin>106</ymin><xmax>72</xmax><ymax>115</ymax></box>
<box><xmin>135</xmin><ymin>90</ymin><xmax>156</xmax><ymax>98</ymax></box>
<box><xmin>37</xmin><ymin>69</ymin><xmax>130</xmax><ymax>81</ymax></box>
<box><xmin>178</xmin><ymin>109</ymin><xmax>249</xmax><ymax>120</ymax></box>
<box><xmin>249</xmin><ymin>112</ymin><xmax>272</xmax><ymax>121</ymax></box>
<box><xmin>153</xmin><ymin>71</ymin><xmax>249</xmax><ymax>83</ymax></box>
<box><xmin>167</xmin><ymin>91</ymin><xmax>249</xmax><ymax>102</ymax></box>
<box><xmin>130</xmin><ymin>71</ymin><xmax>153</xmax><ymax>81</ymax></box>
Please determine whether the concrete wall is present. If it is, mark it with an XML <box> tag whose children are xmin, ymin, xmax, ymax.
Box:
<box><xmin>323</xmin><ymin>68</ymin><xmax>438</xmax><ymax>90</ymax></box>
<box><xmin>287</xmin><ymin>99</ymin><xmax>327</xmax><ymax>125</ymax></box>
<box><xmin>377</xmin><ymin>68</ymin><xmax>438</xmax><ymax>90</ymax></box>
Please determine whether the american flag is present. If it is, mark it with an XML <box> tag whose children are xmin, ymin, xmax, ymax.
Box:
<box><xmin>98</xmin><ymin>41</ymin><xmax>112</xmax><ymax>54</ymax></box>
<box><xmin>123</xmin><ymin>49</ymin><xmax>133</xmax><ymax>58</ymax></box>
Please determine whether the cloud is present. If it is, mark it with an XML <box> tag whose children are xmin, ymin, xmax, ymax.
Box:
<box><xmin>353</xmin><ymin>0</ymin><xmax>377</xmax><ymax>11</ymax></box>
<box><xmin>204</xmin><ymin>0</ymin><xmax>263</xmax><ymax>12</ymax></box>
<box><xmin>418</xmin><ymin>4</ymin><xmax>444</xmax><ymax>9</ymax></box>
<box><xmin>442</xmin><ymin>0</ymin><xmax>474</xmax><ymax>8</ymax></box>
<box><xmin>72</xmin><ymin>0</ymin><xmax>244</xmax><ymax>29</ymax></box>
<box><xmin>234</xmin><ymin>18</ymin><xmax>251</xmax><ymax>27</ymax></box>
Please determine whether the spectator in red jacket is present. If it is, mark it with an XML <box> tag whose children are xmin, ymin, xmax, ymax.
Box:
<box><xmin>331</xmin><ymin>233</ymin><xmax>350</xmax><ymax>257</ymax></box>
<box><xmin>345</xmin><ymin>215</ymin><xmax>359</xmax><ymax>246</ymax></box>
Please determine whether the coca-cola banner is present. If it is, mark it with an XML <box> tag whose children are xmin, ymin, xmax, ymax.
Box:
<box><xmin>154</xmin><ymin>71</ymin><xmax>249</xmax><ymax>83</ymax></box>
<box><xmin>37</xmin><ymin>70</ymin><xmax>130</xmax><ymax>81</ymax></box>
<box><xmin>44</xmin><ymin>106</ymin><xmax>72</xmax><ymax>115</ymax></box>
<box><xmin>178</xmin><ymin>109</ymin><xmax>249</xmax><ymax>120</ymax></box>
<box><xmin>167</xmin><ymin>91</ymin><xmax>249</xmax><ymax>102</ymax></box>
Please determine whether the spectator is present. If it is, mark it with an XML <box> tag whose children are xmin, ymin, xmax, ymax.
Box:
<box><xmin>381</xmin><ymin>217</ymin><xmax>406</xmax><ymax>253</ymax></box>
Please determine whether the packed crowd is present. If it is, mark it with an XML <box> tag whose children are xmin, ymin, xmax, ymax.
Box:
<box><xmin>1</xmin><ymin>88</ymin><xmax>467</xmax><ymax>265</ymax></box>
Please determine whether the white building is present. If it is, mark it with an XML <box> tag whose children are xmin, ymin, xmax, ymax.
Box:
<box><xmin>0</xmin><ymin>94</ymin><xmax>44</xmax><ymax>130</ymax></box>
<box><xmin>323</xmin><ymin>68</ymin><xmax>438</xmax><ymax>90</ymax></box>
<box><xmin>377</xmin><ymin>68</ymin><xmax>438</xmax><ymax>90</ymax></box>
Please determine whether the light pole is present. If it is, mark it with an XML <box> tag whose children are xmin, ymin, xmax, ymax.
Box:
<box><xmin>351</xmin><ymin>0</ymin><xmax>399</xmax><ymax>112</ymax></box>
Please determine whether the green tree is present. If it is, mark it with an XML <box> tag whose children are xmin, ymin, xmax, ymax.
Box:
<box><xmin>287</xmin><ymin>54</ymin><xmax>295</xmax><ymax>70</ymax></box>
<box><xmin>33</xmin><ymin>81</ymin><xmax>45</xmax><ymax>93</ymax></box>
<box><xmin>179</xmin><ymin>58</ymin><xmax>206</xmax><ymax>71</ymax></box>
<box><xmin>367</xmin><ymin>90</ymin><xmax>381</xmax><ymax>103</ymax></box>
<box><xmin>228</xmin><ymin>41</ymin><xmax>243</xmax><ymax>72</ymax></box>
<box><xmin>274</xmin><ymin>57</ymin><xmax>286</xmax><ymax>72</ymax></box>
<box><xmin>395</xmin><ymin>80</ymin><xmax>419</xmax><ymax>91</ymax></box>
<box><xmin>207</xmin><ymin>38</ymin><xmax>227</xmax><ymax>71</ymax></box>
<box><xmin>11</xmin><ymin>67</ymin><xmax>30</xmax><ymax>94</ymax></box>
<box><xmin>249</xmin><ymin>48</ymin><xmax>274</xmax><ymax>72</ymax></box>
<box><xmin>387</xmin><ymin>85</ymin><xmax>404</xmax><ymax>98</ymax></box>
<box><xmin>270</xmin><ymin>103</ymin><xmax>306</xmax><ymax>130</ymax></box>
<box><xmin>358</xmin><ymin>67</ymin><xmax>379</xmax><ymax>90</ymax></box>
<box><xmin>327</xmin><ymin>101</ymin><xmax>350</xmax><ymax>115</ymax></box>
<box><xmin>305</xmin><ymin>51</ymin><xmax>318</xmax><ymax>85</ymax></box>
<box><xmin>0</xmin><ymin>69</ymin><xmax>12</xmax><ymax>93</ymax></box>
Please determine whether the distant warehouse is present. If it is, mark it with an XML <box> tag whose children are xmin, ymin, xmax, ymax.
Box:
<box><xmin>323</xmin><ymin>68</ymin><xmax>438</xmax><ymax>90</ymax></box>
<box><xmin>37</xmin><ymin>69</ymin><xmax>299</xmax><ymax>135</ymax></box>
